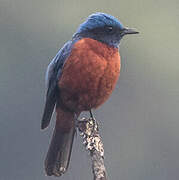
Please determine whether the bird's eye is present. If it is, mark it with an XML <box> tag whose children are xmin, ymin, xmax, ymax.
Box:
<box><xmin>106</xmin><ymin>26</ymin><xmax>114</xmax><ymax>33</ymax></box>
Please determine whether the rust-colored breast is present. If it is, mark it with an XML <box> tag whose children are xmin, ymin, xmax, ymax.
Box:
<box><xmin>59</xmin><ymin>38</ymin><xmax>121</xmax><ymax>112</ymax></box>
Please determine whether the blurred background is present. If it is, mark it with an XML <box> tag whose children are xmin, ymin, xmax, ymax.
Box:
<box><xmin>0</xmin><ymin>0</ymin><xmax>179</xmax><ymax>180</ymax></box>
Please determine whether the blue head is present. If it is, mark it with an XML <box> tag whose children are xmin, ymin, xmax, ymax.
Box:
<box><xmin>73</xmin><ymin>13</ymin><xmax>138</xmax><ymax>47</ymax></box>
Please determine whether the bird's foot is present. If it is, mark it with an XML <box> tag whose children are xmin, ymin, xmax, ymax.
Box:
<box><xmin>89</xmin><ymin>110</ymin><xmax>98</xmax><ymax>132</ymax></box>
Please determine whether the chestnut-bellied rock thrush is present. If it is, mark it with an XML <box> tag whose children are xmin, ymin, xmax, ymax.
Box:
<box><xmin>41</xmin><ymin>12</ymin><xmax>138</xmax><ymax>177</ymax></box>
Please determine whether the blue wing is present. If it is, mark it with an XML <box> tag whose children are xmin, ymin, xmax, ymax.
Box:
<box><xmin>41</xmin><ymin>40</ymin><xmax>73</xmax><ymax>129</ymax></box>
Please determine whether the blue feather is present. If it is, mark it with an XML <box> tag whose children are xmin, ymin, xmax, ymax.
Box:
<box><xmin>77</xmin><ymin>12</ymin><xmax>124</xmax><ymax>34</ymax></box>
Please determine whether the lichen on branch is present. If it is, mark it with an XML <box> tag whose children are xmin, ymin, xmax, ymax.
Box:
<box><xmin>77</xmin><ymin>117</ymin><xmax>108</xmax><ymax>180</ymax></box>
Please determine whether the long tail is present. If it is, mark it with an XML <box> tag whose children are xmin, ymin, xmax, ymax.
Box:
<box><xmin>44</xmin><ymin>108</ymin><xmax>76</xmax><ymax>177</ymax></box>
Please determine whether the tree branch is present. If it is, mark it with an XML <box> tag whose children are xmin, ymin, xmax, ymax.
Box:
<box><xmin>77</xmin><ymin>117</ymin><xmax>108</xmax><ymax>180</ymax></box>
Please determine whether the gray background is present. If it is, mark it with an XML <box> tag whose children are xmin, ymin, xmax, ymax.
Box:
<box><xmin>0</xmin><ymin>0</ymin><xmax>179</xmax><ymax>180</ymax></box>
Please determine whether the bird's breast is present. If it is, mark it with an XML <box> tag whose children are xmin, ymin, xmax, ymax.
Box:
<box><xmin>59</xmin><ymin>38</ymin><xmax>121</xmax><ymax>111</ymax></box>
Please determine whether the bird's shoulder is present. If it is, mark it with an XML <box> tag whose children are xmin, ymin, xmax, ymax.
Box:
<box><xmin>45</xmin><ymin>40</ymin><xmax>74</xmax><ymax>89</ymax></box>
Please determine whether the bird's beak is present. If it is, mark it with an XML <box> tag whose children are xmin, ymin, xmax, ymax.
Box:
<box><xmin>121</xmin><ymin>28</ymin><xmax>139</xmax><ymax>36</ymax></box>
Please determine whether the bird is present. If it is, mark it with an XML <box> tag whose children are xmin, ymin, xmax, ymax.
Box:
<box><xmin>41</xmin><ymin>12</ymin><xmax>138</xmax><ymax>177</ymax></box>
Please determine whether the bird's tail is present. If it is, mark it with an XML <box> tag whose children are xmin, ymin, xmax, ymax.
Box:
<box><xmin>44</xmin><ymin>108</ymin><xmax>76</xmax><ymax>177</ymax></box>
